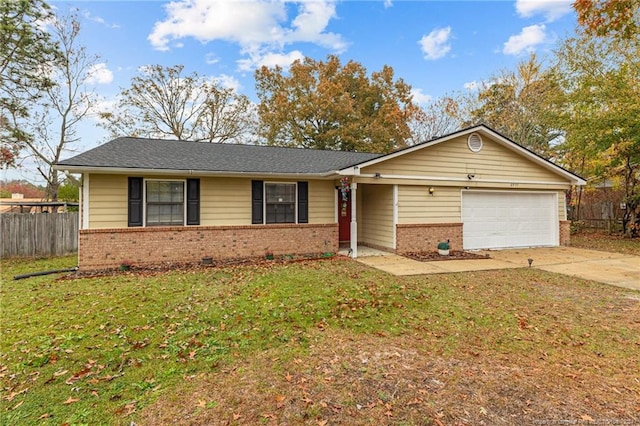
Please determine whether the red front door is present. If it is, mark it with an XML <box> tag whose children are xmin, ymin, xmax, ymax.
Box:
<box><xmin>338</xmin><ymin>191</ymin><xmax>351</xmax><ymax>244</ymax></box>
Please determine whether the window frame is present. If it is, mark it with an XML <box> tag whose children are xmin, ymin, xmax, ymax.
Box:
<box><xmin>263</xmin><ymin>181</ymin><xmax>298</xmax><ymax>224</ymax></box>
<box><xmin>143</xmin><ymin>179</ymin><xmax>187</xmax><ymax>227</ymax></box>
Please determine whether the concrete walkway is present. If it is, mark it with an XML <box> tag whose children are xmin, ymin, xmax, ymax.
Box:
<box><xmin>349</xmin><ymin>246</ymin><xmax>640</xmax><ymax>291</ymax></box>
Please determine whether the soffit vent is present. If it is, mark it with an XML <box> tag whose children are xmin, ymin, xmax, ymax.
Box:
<box><xmin>467</xmin><ymin>133</ymin><xmax>483</xmax><ymax>152</ymax></box>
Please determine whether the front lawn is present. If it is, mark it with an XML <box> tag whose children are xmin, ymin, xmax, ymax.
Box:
<box><xmin>1</xmin><ymin>255</ymin><xmax>638</xmax><ymax>425</ymax></box>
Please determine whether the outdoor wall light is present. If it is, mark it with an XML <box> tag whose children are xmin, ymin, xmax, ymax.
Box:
<box><xmin>429</xmin><ymin>187</ymin><xmax>435</xmax><ymax>195</ymax></box>
<box><xmin>467</xmin><ymin>174</ymin><xmax>475</xmax><ymax>180</ymax></box>
<box><xmin>374</xmin><ymin>172</ymin><xmax>382</xmax><ymax>179</ymax></box>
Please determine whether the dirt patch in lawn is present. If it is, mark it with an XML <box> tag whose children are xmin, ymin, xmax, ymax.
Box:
<box><xmin>405</xmin><ymin>250</ymin><xmax>491</xmax><ymax>261</ymax></box>
<box><xmin>137</xmin><ymin>329</ymin><xmax>640</xmax><ymax>425</ymax></box>
<box><xmin>63</xmin><ymin>253</ymin><xmax>341</xmax><ymax>280</ymax></box>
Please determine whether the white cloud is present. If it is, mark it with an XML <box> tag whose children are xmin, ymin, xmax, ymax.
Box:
<box><xmin>287</xmin><ymin>1</ymin><xmax>347</xmax><ymax>51</ymax></box>
<box><xmin>82</xmin><ymin>10</ymin><xmax>120</xmax><ymax>29</ymax></box>
<box><xmin>383</xmin><ymin>0</ymin><xmax>393</xmax><ymax>8</ymax></box>
<box><xmin>418</xmin><ymin>27</ymin><xmax>452</xmax><ymax>60</ymax></box>
<box><xmin>86</xmin><ymin>95</ymin><xmax>118</xmax><ymax>121</ymax></box>
<box><xmin>237</xmin><ymin>50</ymin><xmax>305</xmax><ymax>72</ymax></box>
<box><xmin>463</xmin><ymin>81</ymin><xmax>480</xmax><ymax>91</ymax></box>
<box><xmin>212</xmin><ymin>74</ymin><xmax>242</xmax><ymax>91</ymax></box>
<box><xmin>503</xmin><ymin>24</ymin><xmax>546</xmax><ymax>55</ymax></box>
<box><xmin>515</xmin><ymin>0</ymin><xmax>573</xmax><ymax>21</ymax></box>
<box><xmin>86</xmin><ymin>63</ymin><xmax>114</xmax><ymax>85</ymax></box>
<box><xmin>205</xmin><ymin>53</ymin><xmax>219</xmax><ymax>65</ymax></box>
<box><xmin>411</xmin><ymin>88</ymin><xmax>432</xmax><ymax>105</ymax></box>
<box><xmin>148</xmin><ymin>0</ymin><xmax>346</xmax><ymax>70</ymax></box>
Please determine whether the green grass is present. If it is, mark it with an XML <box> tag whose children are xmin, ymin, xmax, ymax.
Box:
<box><xmin>1</xmin><ymin>255</ymin><xmax>638</xmax><ymax>425</ymax></box>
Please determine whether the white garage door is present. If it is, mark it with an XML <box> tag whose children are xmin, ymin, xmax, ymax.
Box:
<box><xmin>461</xmin><ymin>191</ymin><xmax>558</xmax><ymax>250</ymax></box>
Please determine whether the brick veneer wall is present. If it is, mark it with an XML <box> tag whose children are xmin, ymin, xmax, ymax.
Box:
<box><xmin>79</xmin><ymin>224</ymin><xmax>338</xmax><ymax>270</ymax></box>
<box><xmin>559</xmin><ymin>220</ymin><xmax>571</xmax><ymax>246</ymax></box>
<box><xmin>396</xmin><ymin>223</ymin><xmax>463</xmax><ymax>254</ymax></box>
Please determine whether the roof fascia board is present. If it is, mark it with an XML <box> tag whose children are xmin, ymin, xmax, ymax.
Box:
<box><xmin>52</xmin><ymin>165</ymin><xmax>337</xmax><ymax>180</ymax></box>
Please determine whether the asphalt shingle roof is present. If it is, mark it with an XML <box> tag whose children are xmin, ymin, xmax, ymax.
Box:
<box><xmin>57</xmin><ymin>137</ymin><xmax>382</xmax><ymax>174</ymax></box>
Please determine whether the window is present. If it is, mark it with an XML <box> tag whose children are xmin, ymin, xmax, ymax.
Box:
<box><xmin>128</xmin><ymin>178</ymin><xmax>199</xmax><ymax>227</ymax></box>
<box><xmin>146</xmin><ymin>181</ymin><xmax>185</xmax><ymax>226</ymax></box>
<box><xmin>251</xmin><ymin>181</ymin><xmax>308</xmax><ymax>225</ymax></box>
<box><xmin>265</xmin><ymin>183</ymin><xmax>296</xmax><ymax>223</ymax></box>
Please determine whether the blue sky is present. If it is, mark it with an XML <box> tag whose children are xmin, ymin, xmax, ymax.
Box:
<box><xmin>8</xmin><ymin>0</ymin><xmax>579</xmax><ymax>184</ymax></box>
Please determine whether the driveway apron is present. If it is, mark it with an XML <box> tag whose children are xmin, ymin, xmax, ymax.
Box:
<box><xmin>354</xmin><ymin>246</ymin><xmax>640</xmax><ymax>290</ymax></box>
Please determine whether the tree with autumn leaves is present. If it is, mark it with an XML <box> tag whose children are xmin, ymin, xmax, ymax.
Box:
<box><xmin>255</xmin><ymin>55</ymin><xmax>419</xmax><ymax>153</ymax></box>
<box><xmin>550</xmin><ymin>26</ymin><xmax>639</xmax><ymax>235</ymax></box>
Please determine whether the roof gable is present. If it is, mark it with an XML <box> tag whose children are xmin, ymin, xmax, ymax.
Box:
<box><xmin>340</xmin><ymin>125</ymin><xmax>586</xmax><ymax>185</ymax></box>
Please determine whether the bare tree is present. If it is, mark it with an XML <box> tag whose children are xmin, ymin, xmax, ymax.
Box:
<box><xmin>22</xmin><ymin>12</ymin><xmax>99</xmax><ymax>202</ymax></box>
<box><xmin>100</xmin><ymin>64</ymin><xmax>254</xmax><ymax>143</ymax></box>
<box><xmin>408</xmin><ymin>96</ymin><xmax>462</xmax><ymax>144</ymax></box>
<box><xmin>1</xmin><ymin>0</ymin><xmax>59</xmax><ymax>167</ymax></box>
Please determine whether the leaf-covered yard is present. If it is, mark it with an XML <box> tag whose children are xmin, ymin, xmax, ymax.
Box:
<box><xmin>1</xmin><ymin>238</ymin><xmax>639</xmax><ymax>425</ymax></box>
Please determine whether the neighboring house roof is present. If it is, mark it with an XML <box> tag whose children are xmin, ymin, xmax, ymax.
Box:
<box><xmin>338</xmin><ymin>124</ymin><xmax>586</xmax><ymax>185</ymax></box>
<box><xmin>56</xmin><ymin>137</ymin><xmax>381</xmax><ymax>176</ymax></box>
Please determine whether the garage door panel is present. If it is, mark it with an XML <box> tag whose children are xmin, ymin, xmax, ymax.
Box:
<box><xmin>462</xmin><ymin>192</ymin><xmax>558</xmax><ymax>250</ymax></box>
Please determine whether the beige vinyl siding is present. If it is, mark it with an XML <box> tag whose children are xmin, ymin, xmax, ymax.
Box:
<box><xmin>308</xmin><ymin>180</ymin><xmax>336</xmax><ymax>224</ymax></box>
<box><xmin>558</xmin><ymin>190</ymin><xmax>567</xmax><ymax>220</ymax></box>
<box><xmin>398</xmin><ymin>185</ymin><xmax>460</xmax><ymax>224</ymax></box>
<box><xmin>88</xmin><ymin>174</ymin><xmax>128</xmax><ymax>228</ymax></box>
<box><xmin>200</xmin><ymin>177</ymin><xmax>251</xmax><ymax>225</ymax></box>
<box><xmin>361</xmin><ymin>184</ymin><xmax>394</xmax><ymax>249</ymax></box>
<box><xmin>88</xmin><ymin>175</ymin><xmax>335</xmax><ymax>229</ymax></box>
<box><xmin>361</xmin><ymin>135</ymin><xmax>562</xmax><ymax>184</ymax></box>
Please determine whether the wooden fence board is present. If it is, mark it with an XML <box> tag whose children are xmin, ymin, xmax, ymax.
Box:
<box><xmin>1</xmin><ymin>213</ymin><xmax>78</xmax><ymax>258</ymax></box>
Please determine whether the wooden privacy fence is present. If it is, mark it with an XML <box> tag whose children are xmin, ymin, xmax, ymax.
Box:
<box><xmin>1</xmin><ymin>213</ymin><xmax>79</xmax><ymax>258</ymax></box>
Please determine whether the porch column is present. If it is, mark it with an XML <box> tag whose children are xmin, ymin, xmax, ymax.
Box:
<box><xmin>81</xmin><ymin>173</ymin><xmax>89</xmax><ymax>230</ymax></box>
<box><xmin>350</xmin><ymin>182</ymin><xmax>358</xmax><ymax>258</ymax></box>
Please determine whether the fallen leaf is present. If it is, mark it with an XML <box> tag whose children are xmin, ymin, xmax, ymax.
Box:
<box><xmin>4</xmin><ymin>387</ymin><xmax>28</xmax><ymax>401</ymax></box>
<box><xmin>581</xmin><ymin>415</ymin><xmax>594</xmax><ymax>421</ymax></box>
<box><xmin>11</xmin><ymin>401</ymin><xmax>24</xmax><ymax>410</ymax></box>
<box><xmin>63</xmin><ymin>397</ymin><xmax>79</xmax><ymax>405</ymax></box>
<box><xmin>38</xmin><ymin>413</ymin><xmax>51</xmax><ymax>419</ymax></box>
<box><xmin>232</xmin><ymin>413</ymin><xmax>242</xmax><ymax>420</ymax></box>
<box><xmin>65</xmin><ymin>367</ymin><xmax>93</xmax><ymax>385</ymax></box>
<box><xmin>54</xmin><ymin>369</ymin><xmax>68</xmax><ymax>377</ymax></box>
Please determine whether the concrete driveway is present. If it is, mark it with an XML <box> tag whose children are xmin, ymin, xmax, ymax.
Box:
<box><xmin>354</xmin><ymin>246</ymin><xmax>640</xmax><ymax>290</ymax></box>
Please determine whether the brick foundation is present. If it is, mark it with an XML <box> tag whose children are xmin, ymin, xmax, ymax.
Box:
<box><xmin>559</xmin><ymin>220</ymin><xmax>571</xmax><ymax>246</ymax></box>
<box><xmin>396</xmin><ymin>223</ymin><xmax>463</xmax><ymax>254</ymax></box>
<box><xmin>79</xmin><ymin>224</ymin><xmax>338</xmax><ymax>270</ymax></box>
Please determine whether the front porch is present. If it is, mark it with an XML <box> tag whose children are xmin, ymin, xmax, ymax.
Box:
<box><xmin>339</xmin><ymin>181</ymin><xmax>463</xmax><ymax>258</ymax></box>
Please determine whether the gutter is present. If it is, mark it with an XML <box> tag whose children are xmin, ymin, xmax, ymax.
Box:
<box><xmin>53</xmin><ymin>165</ymin><xmax>342</xmax><ymax>179</ymax></box>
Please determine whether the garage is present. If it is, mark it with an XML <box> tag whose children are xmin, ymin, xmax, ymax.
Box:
<box><xmin>461</xmin><ymin>191</ymin><xmax>559</xmax><ymax>250</ymax></box>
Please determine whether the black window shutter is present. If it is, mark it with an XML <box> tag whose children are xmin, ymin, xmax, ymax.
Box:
<box><xmin>186</xmin><ymin>178</ymin><xmax>200</xmax><ymax>225</ymax></box>
<box><xmin>251</xmin><ymin>180</ymin><xmax>263</xmax><ymax>224</ymax></box>
<box><xmin>297</xmin><ymin>181</ymin><xmax>308</xmax><ymax>224</ymax></box>
<box><xmin>128</xmin><ymin>177</ymin><xmax>143</xmax><ymax>227</ymax></box>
